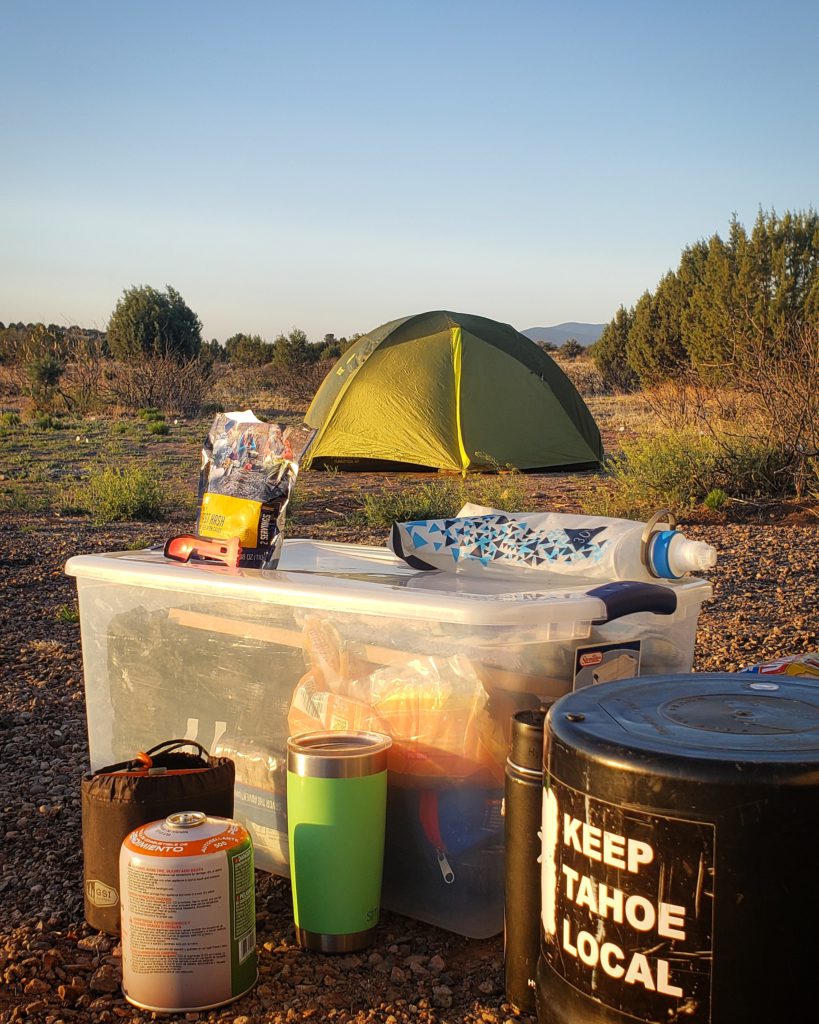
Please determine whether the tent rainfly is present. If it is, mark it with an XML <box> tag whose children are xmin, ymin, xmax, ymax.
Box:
<box><xmin>305</xmin><ymin>310</ymin><xmax>603</xmax><ymax>472</ymax></box>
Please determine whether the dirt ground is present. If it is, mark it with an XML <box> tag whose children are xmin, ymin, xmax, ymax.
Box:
<box><xmin>1</xmin><ymin>413</ymin><xmax>818</xmax><ymax>1023</ymax></box>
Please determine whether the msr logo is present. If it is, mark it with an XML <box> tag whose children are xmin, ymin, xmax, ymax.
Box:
<box><xmin>86</xmin><ymin>879</ymin><xmax>118</xmax><ymax>907</ymax></box>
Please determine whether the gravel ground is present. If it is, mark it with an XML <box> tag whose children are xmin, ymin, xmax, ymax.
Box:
<box><xmin>1</xmin><ymin>488</ymin><xmax>818</xmax><ymax>1024</ymax></box>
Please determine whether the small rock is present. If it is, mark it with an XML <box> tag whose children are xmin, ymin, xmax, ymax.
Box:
<box><xmin>233</xmin><ymin>1016</ymin><xmax>251</xmax><ymax>1024</ymax></box>
<box><xmin>78</xmin><ymin>934</ymin><xmax>112</xmax><ymax>952</ymax></box>
<box><xmin>58</xmin><ymin>982</ymin><xmax>85</xmax><ymax>1003</ymax></box>
<box><xmin>428</xmin><ymin>954</ymin><xmax>446</xmax><ymax>972</ymax></box>
<box><xmin>24</xmin><ymin>977</ymin><xmax>51</xmax><ymax>994</ymax></box>
<box><xmin>389</xmin><ymin>966</ymin><xmax>406</xmax><ymax>984</ymax></box>
<box><xmin>432</xmin><ymin>984</ymin><xmax>453</xmax><ymax>1008</ymax></box>
<box><xmin>89</xmin><ymin>962</ymin><xmax>121</xmax><ymax>993</ymax></box>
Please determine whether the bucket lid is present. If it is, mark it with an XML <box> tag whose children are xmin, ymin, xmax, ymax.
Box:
<box><xmin>549</xmin><ymin>673</ymin><xmax>819</xmax><ymax>764</ymax></box>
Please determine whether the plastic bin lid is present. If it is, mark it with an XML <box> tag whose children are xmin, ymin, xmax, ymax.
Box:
<box><xmin>65</xmin><ymin>538</ymin><xmax>712</xmax><ymax>628</ymax></box>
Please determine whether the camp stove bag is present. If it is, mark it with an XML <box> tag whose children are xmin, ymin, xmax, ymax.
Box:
<box><xmin>81</xmin><ymin>740</ymin><xmax>234</xmax><ymax>934</ymax></box>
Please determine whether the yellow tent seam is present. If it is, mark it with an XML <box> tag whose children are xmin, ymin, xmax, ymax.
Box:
<box><xmin>451</xmin><ymin>326</ymin><xmax>470</xmax><ymax>474</ymax></box>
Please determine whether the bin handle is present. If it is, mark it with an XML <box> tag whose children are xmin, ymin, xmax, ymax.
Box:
<box><xmin>587</xmin><ymin>581</ymin><xmax>677</xmax><ymax>624</ymax></box>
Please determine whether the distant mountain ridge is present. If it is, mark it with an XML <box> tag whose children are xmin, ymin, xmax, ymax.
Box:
<box><xmin>522</xmin><ymin>322</ymin><xmax>605</xmax><ymax>347</ymax></box>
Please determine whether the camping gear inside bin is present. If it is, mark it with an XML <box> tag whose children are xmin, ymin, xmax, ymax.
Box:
<box><xmin>504</xmin><ymin>707</ymin><xmax>547</xmax><ymax>1014</ymax></box>
<box><xmin>120</xmin><ymin>812</ymin><xmax>256</xmax><ymax>1012</ymax></box>
<box><xmin>538</xmin><ymin>673</ymin><xmax>819</xmax><ymax>1024</ymax></box>
<box><xmin>81</xmin><ymin>740</ymin><xmax>234</xmax><ymax>934</ymax></box>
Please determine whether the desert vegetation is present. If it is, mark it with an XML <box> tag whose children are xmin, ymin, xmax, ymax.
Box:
<box><xmin>1</xmin><ymin>208</ymin><xmax>817</xmax><ymax>527</ymax></box>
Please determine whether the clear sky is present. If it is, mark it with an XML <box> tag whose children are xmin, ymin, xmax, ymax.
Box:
<box><xmin>1</xmin><ymin>0</ymin><xmax>817</xmax><ymax>342</ymax></box>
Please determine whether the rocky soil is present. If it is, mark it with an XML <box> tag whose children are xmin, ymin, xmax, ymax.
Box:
<box><xmin>1</xmin><ymin>477</ymin><xmax>818</xmax><ymax>1024</ymax></box>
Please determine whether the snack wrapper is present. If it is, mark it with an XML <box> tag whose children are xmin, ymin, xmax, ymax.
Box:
<box><xmin>740</xmin><ymin>654</ymin><xmax>819</xmax><ymax>678</ymax></box>
<box><xmin>197</xmin><ymin>410</ymin><xmax>314</xmax><ymax>569</ymax></box>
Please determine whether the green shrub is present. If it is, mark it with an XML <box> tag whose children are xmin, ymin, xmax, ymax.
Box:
<box><xmin>356</xmin><ymin>470</ymin><xmax>527</xmax><ymax>528</ymax></box>
<box><xmin>67</xmin><ymin>466</ymin><xmax>168</xmax><ymax>524</ymax></box>
<box><xmin>55</xmin><ymin>603</ymin><xmax>80</xmax><ymax>624</ymax></box>
<box><xmin>147</xmin><ymin>420</ymin><xmax>170</xmax><ymax>436</ymax></box>
<box><xmin>704</xmin><ymin>488</ymin><xmax>729</xmax><ymax>511</ymax></box>
<box><xmin>139</xmin><ymin>407</ymin><xmax>164</xmax><ymax>422</ymax></box>
<box><xmin>28</xmin><ymin>412</ymin><xmax>67</xmax><ymax>431</ymax></box>
<box><xmin>0</xmin><ymin>411</ymin><xmax>21</xmax><ymax>427</ymax></box>
<box><xmin>0</xmin><ymin>483</ymin><xmax>50</xmax><ymax>514</ymax></box>
<box><xmin>580</xmin><ymin>429</ymin><xmax>796</xmax><ymax>519</ymax></box>
<box><xmin>463</xmin><ymin>472</ymin><xmax>527</xmax><ymax>513</ymax></box>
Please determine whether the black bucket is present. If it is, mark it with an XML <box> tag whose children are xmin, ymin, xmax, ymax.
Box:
<box><xmin>537</xmin><ymin>673</ymin><xmax>819</xmax><ymax>1024</ymax></box>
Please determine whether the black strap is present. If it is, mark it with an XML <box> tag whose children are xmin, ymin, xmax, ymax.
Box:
<box><xmin>91</xmin><ymin>739</ymin><xmax>211</xmax><ymax>777</ymax></box>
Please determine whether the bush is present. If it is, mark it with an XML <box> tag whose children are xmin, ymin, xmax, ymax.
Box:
<box><xmin>107</xmin><ymin>284</ymin><xmax>202</xmax><ymax>362</ymax></box>
<box><xmin>0</xmin><ymin>411</ymin><xmax>21</xmax><ymax>427</ymax></box>
<box><xmin>147</xmin><ymin>420</ymin><xmax>170</xmax><ymax>435</ymax></box>
<box><xmin>67</xmin><ymin>466</ymin><xmax>168</xmax><ymax>524</ymax></box>
<box><xmin>580</xmin><ymin>429</ymin><xmax>796</xmax><ymax>519</ymax></box>
<box><xmin>356</xmin><ymin>470</ymin><xmax>528</xmax><ymax>528</ymax></box>
<box><xmin>28</xmin><ymin>412</ymin><xmax>68</xmax><ymax>431</ymax></box>
<box><xmin>357</xmin><ymin>479</ymin><xmax>466</xmax><ymax>527</ymax></box>
<box><xmin>107</xmin><ymin>357</ymin><xmax>213</xmax><ymax>416</ymax></box>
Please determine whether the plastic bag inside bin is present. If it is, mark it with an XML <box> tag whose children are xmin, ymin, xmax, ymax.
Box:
<box><xmin>288</xmin><ymin>616</ymin><xmax>507</xmax><ymax>785</ymax></box>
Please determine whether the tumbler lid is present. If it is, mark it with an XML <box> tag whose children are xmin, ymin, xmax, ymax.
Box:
<box><xmin>287</xmin><ymin>730</ymin><xmax>391</xmax><ymax>778</ymax></box>
<box><xmin>508</xmin><ymin>709</ymin><xmax>547</xmax><ymax>774</ymax></box>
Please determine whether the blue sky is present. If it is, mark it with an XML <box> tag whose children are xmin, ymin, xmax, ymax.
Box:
<box><xmin>1</xmin><ymin>0</ymin><xmax>817</xmax><ymax>342</ymax></box>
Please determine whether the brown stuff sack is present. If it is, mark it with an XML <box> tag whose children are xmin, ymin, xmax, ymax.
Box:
<box><xmin>81</xmin><ymin>739</ymin><xmax>235</xmax><ymax>934</ymax></box>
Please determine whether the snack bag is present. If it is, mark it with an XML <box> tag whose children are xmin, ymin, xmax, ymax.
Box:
<box><xmin>197</xmin><ymin>411</ymin><xmax>314</xmax><ymax>569</ymax></box>
<box><xmin>740</xmin><ymin>654</ymin><xmax>819</xmax><ymax>678</ymax></box>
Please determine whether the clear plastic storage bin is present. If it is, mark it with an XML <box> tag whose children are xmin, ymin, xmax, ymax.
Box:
<box><xmin>66</xmin><ymin>539</ymin><xmax>711</xmax><ymax>938</ymax></box>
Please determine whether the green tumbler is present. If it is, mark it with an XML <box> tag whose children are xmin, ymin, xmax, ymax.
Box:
<box><xmin>287</xmin><ymin>731</ymin><xmax>391</xmax><ymax>952</ymax></box>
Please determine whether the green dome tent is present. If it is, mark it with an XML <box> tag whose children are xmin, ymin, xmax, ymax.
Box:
<box><xmin>305</xmin><ymin>310</ymin><xmax>603</xmax><ymax>472</ymax></box>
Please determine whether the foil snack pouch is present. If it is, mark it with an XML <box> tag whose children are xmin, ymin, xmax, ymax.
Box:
<box><xmin>197</xmin><ymin>410</ymin><xmax>315</xmax><ymax>569</ymax></box>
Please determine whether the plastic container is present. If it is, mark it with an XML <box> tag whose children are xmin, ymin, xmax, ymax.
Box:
<box><xmin>66</xmin><ymin>539</ymin><xmax>711</xmax><ymax>938</ymax></box>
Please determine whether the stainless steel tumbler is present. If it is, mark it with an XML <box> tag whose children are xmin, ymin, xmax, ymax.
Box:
<box><xmin>287</xmin><ymin>731</ymin><xmax>391</xmax><ymax>952</ymax></box>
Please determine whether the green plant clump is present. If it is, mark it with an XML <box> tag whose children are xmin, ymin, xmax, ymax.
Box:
<box><xmin>357</xmin><ymin>471</ymin><xmax>527</xmax><ymax>528</ymax></box>
<box><xmin>139</xmin><ymin>407</ymin><xmax>164</xmax><ymax>421</ymax></box>
<box><xmin>28</xmin><ymin>412</ymin><xmax>67</xmax><ymax>431</ymax></box>
<box><xmin>0</xmin><ymin>411</ymin><xmax>21</xmax><ymax>427</ymax></box>
<box><xmin>704</xmin><ymin>488</ymin><xmax>729</xmax><ymax>511</ymax></box>
<box><xmin>147</xmin><ymin>420</ymin><xmax>170</xmax><ymax>435</ymax></box>
<box><xmin>580</xmin><ymin>429</ymin><xmax>795</xmax><ymax>519</ymax></box>
<box><xmin>55</xmin><ymin>603</ymin><xmax>80</xmax><ymax>624</ymax></box>
<box><xmin>69</xmin><ymin>466</ymin><xmax>168</xmax><ymax>525</ymax></box>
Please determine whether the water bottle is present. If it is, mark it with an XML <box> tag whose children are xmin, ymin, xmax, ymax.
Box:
<box><xmin>504</xmin><ymin>708</ymin><xmax>547</xmax><ymax>1014</ymax></box>
<box><xmin>391</xmin><ymin>506</ymin><xmax>716</xmax><ymax>582</ymax></box>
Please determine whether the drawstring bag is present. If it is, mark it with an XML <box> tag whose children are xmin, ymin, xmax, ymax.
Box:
<box><xmin>81</xmin><ymin>739</ymin><xmax>235</xmax><ymax>934</ymax></box>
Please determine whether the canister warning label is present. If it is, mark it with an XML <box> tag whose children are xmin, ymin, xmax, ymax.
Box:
<box><xmin>541</xmin><ymin>778</ymin><xmax>714</xmax><ymax>1023</ymax></box>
